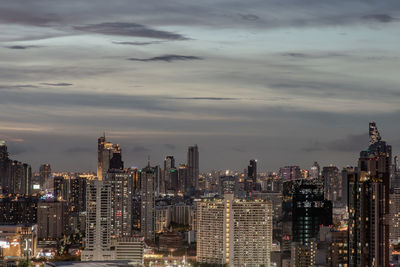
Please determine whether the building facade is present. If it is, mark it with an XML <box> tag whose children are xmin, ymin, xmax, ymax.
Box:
<box><xmin>196</xmin><ymin>194</ymin><xmax>272</xmax><ymax>266</ymax></box>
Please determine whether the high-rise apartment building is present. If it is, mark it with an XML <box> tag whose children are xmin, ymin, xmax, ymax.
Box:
<box><xmin>37</xmin><ymin>200</ymin><xmax>69</xmax><ymax>240</ymax></box>
<box><xmin>82</xmin><ymin>180</ymin><xmax>114</xmax><ymax>261</ymax></box>
<box><xmin>140</xmin><ymin>164</ymin><xmax>156</xmax><ymax>242</ymax></box>
<box><xmin>348</xmin><ymin>122</ymin><xmax>391</xmax><ymax>267</ymax></box>
<box><xmin>105</xmin><ymin>170</ymin><xmax>133</xmax><ymax>238</ymax></box>
<box><xmin>187</xmin><ymin>145</ymin><xmax>199</xmax><ymax>190</ymax></box>
<box><xmin>97</xmin><ymin>135</ymin><xmax>121</xmax><ymax>180</ymax></box>
<box><xmin>196</xmin><ymin>194</ymin><xmax>272</xmax><ymax>266</ymax></box>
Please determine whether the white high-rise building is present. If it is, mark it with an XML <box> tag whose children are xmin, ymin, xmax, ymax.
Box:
<box><xmin>197</xmin><ymin>194</ymin><xmax>273</xmax><ymax>266</ymax></box>
<box><xmin>81</xmin><ymin>180</ymin><xmax>115</xmax><ymax>261</ymax></box>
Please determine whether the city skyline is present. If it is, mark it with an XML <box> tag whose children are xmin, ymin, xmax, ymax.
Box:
<box><xmin>1</xmin><ymin>1</ymin><xmax>400</xmax><ymax>172</ymax></box>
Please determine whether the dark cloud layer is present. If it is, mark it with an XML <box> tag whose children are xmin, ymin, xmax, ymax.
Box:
<box><xmin>303</xmin><ymin>133</ymin><xmax>369</xmax><ymax>152</ymax></box>
<box><xmin>75</xmin><ymin>22</ymin><xmax>188</xmax><ymax>40</ymax></box>
<box><xmin>112</xmin><ymin>41</ymin><xmax>163</xmax><ymax>46</ymax></box>
<box><xmin>5</xmin><ymin>45</ymin><xmax>42</xmax><ymax>49</ymax></box>
<box><xmin>362</xmin><ymin>14</ymin><xmax>397</xmax><ymax>23</ymax></box>
<box><xmin>128</xmin><ymin>55</ymin><xmax>202</xmax><ymax>62</ymax></box>
<box><xmin>41</xmin><ymin>82</ymin><xmax>73</xmax><ymax>86</ymax></box>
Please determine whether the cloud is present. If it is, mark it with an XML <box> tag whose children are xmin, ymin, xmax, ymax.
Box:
<box><xmin>302</xmin><ymin>133</ymin><xmax>369</xmax><ymax>152</ymax></box>
<box><xmin>128</xmin><ymin>54</ymin><xmax>202</xmax><ymax>62</ymax></box>
<box><xmin>238</xmin><ymin>13</ymin><xmax>260</xmax><ymax>21</ymax></box>
<box><xmin>75</xmin><ymin>22</ymin><xmax>188</xmax><ymax>40</ymax></box>
<box><xmin>112</xmin><ymin>41</ymin><xmax>163</xmax><ymax>46</ymax></box>
<box><xmin>0</xmin><ymin>84</ymin><xmax>38</xmax><ymax>90</ymax></box>
<box><xmin>168</xmin><ymin>97</ymin><xmax>237</xmax><ymax>101</ymax></box>
<box><xmin>41</xmin><ymin>82</ymin><xmax>73</xmax><ymax>86</ymax></box>
<box><xmin>5</xmin><ymin>45</ymin><xmax>42</xmax><ymax>49</ymax></box>
<box><xmin>7</xmin><ymin>142</ymin><xmax>35</xmax><ymax>156</ymax></box>
<box><xmin>362</xmin><ymin>14</ymin><xmax>397</xmax><ymax>23</ymax></box>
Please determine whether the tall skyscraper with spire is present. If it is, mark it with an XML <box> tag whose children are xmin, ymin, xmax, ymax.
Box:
<box><xmin>187</xmin><ymin>145</ymin><xmax>199</xmax><ymax>190</ymax></box>
<box><xmin>348</xmin><ymin>121</ymin><xmax>391</xmax><ymax>267</ymax></box>
<box><xmin>97</xmin><ymin>134</ymin><xmax>122</xmax><ymax>180</ymax></box>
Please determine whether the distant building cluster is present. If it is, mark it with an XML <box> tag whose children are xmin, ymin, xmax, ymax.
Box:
<box><xmin>1</xmin><ymin>121</ymin><xmax>400</xmax><ymax>266</ymax></box>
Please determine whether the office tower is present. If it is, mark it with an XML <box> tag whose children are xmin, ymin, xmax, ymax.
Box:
<box><xmin>97</xmin><ymin>135</ymin><xmax>121</xmax><ymax>180</ymax></box>
<box><xmin>248</xmin><ymin>159</ymin><xmax>257</xmax><ymax>182</ymax></box>
<box><xmin>178</xmin><ymin>164</ymin><xmax>189</xmax><ymax>193</ymax></box>
<box><xmin>196</xmin><ymin>194</ymin><xmax>272</xmax><ymax>266</ymax></box>
<box><xmin>390</xmin><ymin>188</ymin><xmax>400</xmax><ymax>244</ymax></box>
<box><xmin>310</xmin><ymin>161</ymin><xmax>320</xmax><ymax>180</ymax></box>
<box><xmin>279</xmin><ymin>166</ymin><xmax>302</xmax><ymax>180</ymax></box>
<box><xmin>37</xmin><ymin>200</ymin><xmax>68</xmax><ymax>240</ymax></box>
<box><xmin>82</xmin><ymin>180</ymin><xmax>114</xmax><ymax>261</ymax></box>
<box><xmin>105</xmin><ymin>170</ymin><xmax>133</xmax><ymax>238</ymax></box>
<box><xmin>348</xmin><ymin>122</ymin><xmax>391</xmax><ymax>267</ymax></box>
<box><xmin>292</xmin><ymin>179</ymin><xmax>332</xmax><ymax>244</ymax></box>
<box><xmin>0</xmin><ymin>195</ymin><xmax>39</xmax><ymax>225</ymax></box>
<box><xmin>322</xmin><ymin>165</ymin><xmax>342</xmax><ymax>205</ymax></box>
<box><xmin>187</xmin><ymin>145</ymin><xmax>199</xmax><ymax>190</ymax></box>
<box><xmin>140</xmin><ymin>164</ymin><xmax>156</xmax><ymax>242</ymax></box>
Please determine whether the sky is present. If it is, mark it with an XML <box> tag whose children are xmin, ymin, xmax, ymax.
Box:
<box><xmin>0</xmin><ymin>0</ymin><xmax>400</xmax><ymax>173</ymax></box>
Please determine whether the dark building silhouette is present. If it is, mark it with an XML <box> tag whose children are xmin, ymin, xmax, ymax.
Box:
<box><xmin>348</xmin><ymin>122</ymin><xmax>391</xmax><ymax>267</ymax></box>
<box><xmin>0</xmin><ymin>141</ymin><xmax>32</xmax><ymax>194</ymax></box>
<box><xmin>292</xmin><ymin>179</ymin><xmax>332</xmax><ymax>245</ymax></box>
<box><xmin>248</xmin><ymin>159</ymin><xmax>257</xmax><ymax>183</ymax></box>
<box><xmin>187</xmin><ymin>145</ymin><xmax>199</xmax><ymax>190</ymax></box>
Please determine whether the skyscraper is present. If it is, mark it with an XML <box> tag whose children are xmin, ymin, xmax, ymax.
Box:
<box><xmin>105</xmin><ymin>170</ymin><xmax>133</xmax><ymax>238</ymax></box>
<box><xmin>348</xmin><ymin>122</ymin><xmax>391</xmax><ymax>267</ymax></box>
<box><xmin>322</xmin><ymin>165</ymin><xmax>341</xmax><ymax>204</ymax></box>
<box><xmin>196</xmin><ymin>194</ymin><xmax>272</xmax><ymax>266</ymax></box>
<box><xmin>164</xmin><ymin>156</ymin><xmax>175</xmax><ymax>193</ymax></box>
<box><xmin>292</xmin><ymin>179</ymin><xmax>332</xmax><ymax>245</ymax></box>
<box><xmin>82</xmin><ymin>180</ymin><xmax>114</xmax><ymax>261</ymax></box>
<box><xmin>97</xmin><ymin>135</ymin><xmax>121</xmax><ymax>180</ymax></box>
<box><xmin>248</xmin><ymin>159</ymin><xmax>257</xmax><ymax>183</ymax></box>
<box><xmin>140</xmin><ymin>163</ymin><xmax>156</xmax><ymax>242</ymax></box>
<box><xmin>187</xmin><ymin>145</ymin><xmax>199</xmax><ymax>190</ymax></box>
<box><xmin>0</xmin><ymin>141</ymin><xmax>32</xmax><ymax>194</ymax></box>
